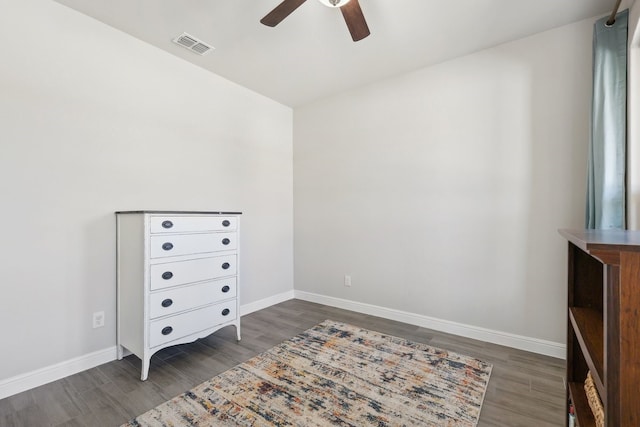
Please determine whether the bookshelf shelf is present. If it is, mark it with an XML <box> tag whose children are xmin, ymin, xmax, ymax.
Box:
<box><xmin>568</xmin><ymin>307</ymin><xmax>603</xmax><ymax>395</ymax></box>
<box><xmin>568</xmin><ymin>382</ymin><xmax>596</xmax><ymax>427</ymax></box>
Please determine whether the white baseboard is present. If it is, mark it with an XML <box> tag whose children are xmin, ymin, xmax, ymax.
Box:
<box><xmin>294</xmin><ymin>290</ymin><xmax>566</xmax><ymax>359</ymax></box>
<box><xmin>0</xmin><ymin>289</ymin><xmax>564</xmax><ymax>401</ymax></box>
<box><xmin>240</xmin><ymin>290</ymin><xmax>295</xmax><ymax>316</ymax></box>
<box><xmin>0</xmin><ymin>346</ymin><xmax>118</xmax><ymax>400</ymax></box>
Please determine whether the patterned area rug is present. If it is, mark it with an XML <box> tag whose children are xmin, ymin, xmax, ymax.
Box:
<box><xmin>123</xmin><ymin>320</ymin><xmax>492</xmax><ymax>426</ymax></box>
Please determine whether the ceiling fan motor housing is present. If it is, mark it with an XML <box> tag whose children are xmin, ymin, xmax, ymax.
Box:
<box><xmin>318</xmin><ymin>0</ymin><xmax>351</xmax><ymax>8</ymax></box>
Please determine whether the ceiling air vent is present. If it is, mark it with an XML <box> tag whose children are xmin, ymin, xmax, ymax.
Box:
<box><xmin>172</xmin><ymin>33</ymin><xmax>214</xmax><ymax>56</ymax></box>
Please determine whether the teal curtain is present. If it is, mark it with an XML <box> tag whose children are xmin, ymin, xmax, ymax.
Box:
<box><xmin>586</xmin><ymin>9</ymin><xmax>628</xmax><ymax>229</ymax></box>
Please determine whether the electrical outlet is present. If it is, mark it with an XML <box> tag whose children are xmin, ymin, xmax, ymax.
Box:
<box><xmin>344</xmin><ymin>275</ymin><xmax>352</xmax><ymax>287</ymax></box>
<box><xmin>93</xmin><ymin>311</ymin><xmax>105</xmax><ymax>329</ymax></box>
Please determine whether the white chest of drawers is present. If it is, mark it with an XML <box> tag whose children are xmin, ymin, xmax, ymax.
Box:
<box><xmin>116</xmin><ymin>211</ymin><xmax>241</xmax><ymax>380</ymax></box>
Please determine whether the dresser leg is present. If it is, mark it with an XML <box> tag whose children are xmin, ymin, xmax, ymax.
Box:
<box><xmin>141</xmin><ymin>357</ymin><xmax>150</xmax><ymax>381</ymax></box>
<box><xmin>236</xmin><ymin>322</ymin><xmax>241</xmax><ymax>341</ymax></box>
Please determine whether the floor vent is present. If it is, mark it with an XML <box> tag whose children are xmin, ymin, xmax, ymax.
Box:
<box><xmin>172</xmin><ymin>33</ymin><xmax>214</xmax><ymax>56</ymax></box>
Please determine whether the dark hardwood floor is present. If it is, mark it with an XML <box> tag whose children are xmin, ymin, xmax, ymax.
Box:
<box><xmin>0</xmin><ymin>299</ymin><xmax>566</xmax><ymax>426</ymax></box>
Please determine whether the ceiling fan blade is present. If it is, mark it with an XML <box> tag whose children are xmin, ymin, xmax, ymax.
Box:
<box><xmin>340</xmin><ymin>0</ymin><xmax>370</xmax><ymax>41</ymax></box>
<box><xmin>261</xmin><ymin>0</ymin><xmax>308</xmax><ymax>27</ymax></box>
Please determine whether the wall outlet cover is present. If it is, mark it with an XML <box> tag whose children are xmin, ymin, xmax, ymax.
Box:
<box><xmin>92</xmin><ymin>311</ymin><xmax>105</xmax><ymax>329</ymax></box>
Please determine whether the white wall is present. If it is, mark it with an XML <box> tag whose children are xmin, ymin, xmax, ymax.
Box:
<box><xmin>294</xmin><ymin>19</ymin><xmax>592</xmax><ymax>344</ymax></box>
<box><xmin>0</xmin><ymin>1</ymin><xmax>293</xmax><ymax>382</ymax></box>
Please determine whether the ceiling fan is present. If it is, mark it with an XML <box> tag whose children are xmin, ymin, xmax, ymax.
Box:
<box><xmin>260</xmin><ymin>0</ymin><xmax>370</xmax><ymax>42</ymax></box>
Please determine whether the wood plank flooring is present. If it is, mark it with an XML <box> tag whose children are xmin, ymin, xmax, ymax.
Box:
<box><xmin>0</xmin><ymin>299</ymin><xmax>566</xmax><ymax>426</ymax></box>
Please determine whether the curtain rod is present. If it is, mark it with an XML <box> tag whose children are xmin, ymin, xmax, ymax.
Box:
<box><xmin>606</xmin><ymin>0</ymin><xmax>622</xmax><ymax>26</ymax></box>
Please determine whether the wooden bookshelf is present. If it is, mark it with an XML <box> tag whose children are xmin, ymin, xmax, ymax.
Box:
<box><xmin>560</xmin><ymin>229</ymin><xmax>640</xmax><ymax>427</ymax></box>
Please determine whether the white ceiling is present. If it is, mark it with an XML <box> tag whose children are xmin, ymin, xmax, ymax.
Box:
<box><xmin>54</xmin><ymin>0</ymin><xmax>615</xmax><ymax>107</ymax></box>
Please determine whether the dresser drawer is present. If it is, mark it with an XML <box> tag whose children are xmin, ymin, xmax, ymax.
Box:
<box><xmin>149</xmin><ymin>302</ymin><xmax>237</xmax><ymax>348</ymax></box>
<box><xmin>150</xmin><ymin>216</ymin><xmax>237</xmax><ymax>234</ymax></box>
<box><xmin>150</xmin><ymin>232</ymin><xmax>237</xmax><ymax>258</ymax></box>
<box><xmin>149</xmin><ymin>278</ymin><xmax>237</xmax><ymax>319</ymax></box>
<box><xmin>150</xmin><ymin>255</ymin><xmax>237</xmax><ymax>291</ymax></box>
